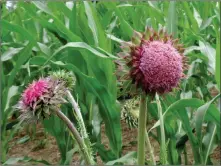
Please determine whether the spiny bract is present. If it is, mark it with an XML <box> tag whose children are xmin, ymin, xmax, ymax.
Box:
<box><xmin>49</xmin><ymin>70</ymin><xmax>76</xmax><ymax>90</ymax></box>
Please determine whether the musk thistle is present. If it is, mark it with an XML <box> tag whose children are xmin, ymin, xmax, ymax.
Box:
<box><xmin>116</xmin><ymin>27</ymin><xmax>188</xmax><ymax>96</ymax></box>
<box><xmin>16</xmin><ymin>71</ymin><xmax>94</xmax><ymax>164</ymax></box>
<box><xmin>16</xmin><ymin>77</ymin><xmax>67</xmax><ymax>123</ymax></box>
<box><xmin>116</xmin><ymin>27</ymin><xmax>188</xmax><ymax>165</ymax></box>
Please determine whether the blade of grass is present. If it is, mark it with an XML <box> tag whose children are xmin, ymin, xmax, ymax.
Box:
<box><xmin>203</xmin><ymin>123</ymin><xmax>217</xmax><ymax>165</ymax></box>
<box><xmin>167</xmin><ymin>1</ymin><xmax>177</xmax><ymax>37</ymax></box>
<box><xmin>7</xmin><ymin>42</ymin><xmax>34</xmax><ymax>87</ymax></box>
<box><xmin>1</xmin><ymin>20</ymin><xmax>36</xmax><ymax>43</ymax></box>
<box><xmin>182</xmin><ymin>2</ymin><xmax>199</xmax><ymax>33</ymax></box>
<box><xmin>195</xmin><ymin>94</ymin><xmax>220</xmax><ymax>162</ymax></box>
<box><xmin>156</xmin><ymin>93</ymin><xmax>167</xmax><ymax>165</ymax></box>
<box><xmin>215</xmin><ymin>28</ymin><xmax>220</xmax><ymax>88</ymax></box>
<box><xmin>84</xmin><ymin>2</ymin><xmax>99</xmax><ymax>47</ymax></box>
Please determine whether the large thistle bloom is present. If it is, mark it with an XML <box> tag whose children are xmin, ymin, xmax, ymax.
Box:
<box><xmin>116</xmin><ymin>28</ymin><xmax>188</xmax><ymax>95</ymax></box>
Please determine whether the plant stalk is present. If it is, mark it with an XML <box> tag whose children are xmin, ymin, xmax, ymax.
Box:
<box><xmin>66</xmin><ymin>90</ymin><xmax>94</xmax><ymax>164</ymax></box>
<box><xmin>67</xmin><ymin>90</ymin><xmax>88</xmax><ymax>138</ymax></box>
<box><xmin>145</xmin><ymin>131</ymin><xmax>156</xmax><ymax>165</ymax></box>
<box><xmin>156</xmin><ymin>93</ymin><xmax>167</xmax><ymax>164</ymax></box>
<box><xmin>137</xmin><ymin>93</ymin><xmax>147</xmax><ymax>165</ymax></box>
<box><xmin>55</xmin><ymin>109</ymin><xmax>93</xmax><ymax>165</ymax></box>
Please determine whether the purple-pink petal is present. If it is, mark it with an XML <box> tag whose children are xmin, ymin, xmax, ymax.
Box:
<box><xmin>22</xmin><ymin>79</ymin><xmax>49</xmax><ymax>107</ymax></box>
<box><xmin>139</xmin><ymin>41</ymin><xmax>183</xmax><ymax>93</ymax></box>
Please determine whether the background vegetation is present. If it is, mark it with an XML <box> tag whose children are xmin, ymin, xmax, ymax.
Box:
<box><xmin>1</xmin><ymin>1</ymin><xmax>220</xmax><ymax>165</ymax></box>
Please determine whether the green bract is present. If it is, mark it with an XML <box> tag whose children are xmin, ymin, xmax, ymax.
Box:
<box><xmin>49</xmin><ymin>70</ymin><xmax>76</xmax><ymax>90</ymax></box>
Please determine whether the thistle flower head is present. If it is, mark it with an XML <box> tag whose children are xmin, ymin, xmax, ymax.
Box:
<box><xmin>22</xmin><ymin>79</ymin><xmax>49</xmax><ymax>106</ymax></box>
<box><xmin>16</xmin><ymin>77</ymin><xmax>67</xmax><ymax>123</ymax></box>
<box><xmin>116</xmin><ymin>28</ymin><xmax>188</xmax><ymax>96</ymax></box>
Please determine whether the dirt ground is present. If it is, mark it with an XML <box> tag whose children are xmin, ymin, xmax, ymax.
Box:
<box><xmin>7</xmin><ymin>120</ymin><xmax>220</xmax><ymax>165</ymax></box>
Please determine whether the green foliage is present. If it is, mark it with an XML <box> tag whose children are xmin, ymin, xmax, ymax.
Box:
<box><xmin>106</xmin><ymin>151</ymin><xmax>137</xmax><ymax>165</ymax></box>
<box><xmin>1</xmin><ymin>1</ymin><xmax>220</xmax><ymax>165</ymax></box>
<box><xmin>3</xmin><ymin>156</ymin><xmax>51</xmax><ymax>165</ymax></box>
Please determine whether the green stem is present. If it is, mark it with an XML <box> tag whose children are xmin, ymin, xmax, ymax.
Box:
<box><xmin>67</xmin><ymin>91</ymin><xmax>88</xmax><ymax>138</ymax></box>
<box><xmin>187</xmin><ymin>131</ymin><xmax>201</xmax><ymax>164</ymax></box>
<box><xmin>67</xmin><ymin>92</ymin><xmax>84</xmax><ymax>131</ymax></box>
<box><xmin>145</xmin><ymin>131</ymin><xmax>156</xmax><ymax>165</ymax></box>
<box><xmin>66</xmin><ymin>90</ymin><xmax>94</xmax><ymax>164</ymax></box>
<box><xmin>137</xmin><ymin>93</ymin><xmax>147</xmax><ymax>165</ymax></box>
<box><xmin>156</xmin><ymin>93</ymin><xmax>167</xmax><ymax>164</ymax></box>
<box><xmin>55</xmin><ymin>109</ymin><xmax>93</xmax><ymax>165</ymax></box>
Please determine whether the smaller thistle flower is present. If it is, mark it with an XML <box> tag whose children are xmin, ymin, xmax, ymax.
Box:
<box><xmin>116</xmin><ymin>27</ymin><xmax>188</xmax><ymax>96</ymax></box>
<box><xmin>49</xmin><ymin>70</ymin><xmax>76</xmax><ymax>90</ymax></box>
<box><xmin>16</xmin><ymin>77</ymin><xmax>67</xmax><ymax>123</ymax></box>
<box><xmin>22</xmin><ymin>79</ymin><xmax>48</xmax><ymax>106</ymax></box>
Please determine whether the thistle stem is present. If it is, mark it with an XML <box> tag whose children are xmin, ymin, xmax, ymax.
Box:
<box><xmin>137</xmin><ymin>93</ymin><xmax>147</xmax><ymax>165</ymax></box>
<box><xmin>145</xmin><ymin>131</ymin><xmax>156</xmax><ymax>165</ymax></box>
<box><xmin>55</xmin><ymin>109</ymin><xmax>92</xmax><ymax>165</ymax></box>
<box><xmin>66</xmin><ymin>90</ymin><xmax>94</xmax><ymax>164</ymax></box>
<box><xmin>67</xmin><ymin>90</ymin><xmax>88</xmax><ymax>138</ymax></box>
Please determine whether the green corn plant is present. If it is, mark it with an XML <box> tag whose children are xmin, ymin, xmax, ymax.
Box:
<box><xmin>2</xmin><ymin>1</ymin><xmax>122</xmax><ymax>163</ymax></box>
<box><xmin>1</xmin><ymin>1</ymin><xmax>220</xmax><ymax>165</ymax></box>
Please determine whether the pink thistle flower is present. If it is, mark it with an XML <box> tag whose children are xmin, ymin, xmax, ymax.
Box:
<box><xmin>22</xmin><ymin>79</ymin><xmax>49</xmax><ymax>107</ymax></box>
<box><xmin>16</xmin><ymin>77</ymin><xmax>67</xmax><ymax>123</ymax></box>
<box><xmin>116</xmin><ymin>28</ymin><xmax>188</xmax><ymax>96</ymax></box>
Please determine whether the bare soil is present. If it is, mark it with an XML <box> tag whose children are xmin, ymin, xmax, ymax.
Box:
<box><xmin>7</xmin><ymin>121</ymin><xmax>220</xmax><ymax>165</ymax></box>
